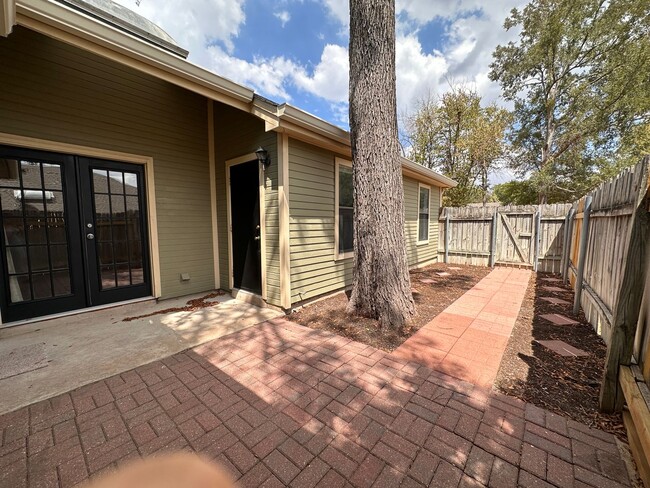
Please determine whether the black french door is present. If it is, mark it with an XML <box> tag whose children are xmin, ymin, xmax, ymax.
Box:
<box><xmin>0</xmin><ymin>146</ymin><xmax>151</xmax><ymax>323</ymax></box>
<box><xmin>78</xmin><ymin>158</ymin><xmax>151</xmax><ymax>306</ymax></box>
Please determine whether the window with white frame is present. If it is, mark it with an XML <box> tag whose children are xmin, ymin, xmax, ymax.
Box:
<box><xmin>418</xmin><ymin>185</ymin><xmax>430</xmax><ymax>243</ymax></box>
<box><xmin>336</xmin><ymin>159</ymin><xmax>353</xmax><ymax>257</ymax></box>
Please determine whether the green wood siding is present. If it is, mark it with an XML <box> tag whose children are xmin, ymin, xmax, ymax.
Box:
<box><xmin>213</xmin><ymin>105</ymin><xmax>280</xmax><ymax>306</ymax></box>
<box><xmin>0</xmin><ymin>27</ymin><xmax>214</xmax><ymax>299</ymax></box>
<box><xmin>288</xmin><ymin>138</ymin><xmax>440</xmax><ymax>304</ymax></box>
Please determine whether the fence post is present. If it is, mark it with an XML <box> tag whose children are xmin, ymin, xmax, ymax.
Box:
<box><xmin>533</xmin><ymin>210</ymin><xmax>541</xmax><ymax>272</ymax></box>
<box><xmin>573</xmin><ymin>196</ymin><xmax>592</xmax><ymax>315</ymax></box>
<box><xmin>444</xmin><ymin>213</ymin><xmax>450</xmax><ymax>263</ymax></box>
<box><xmin>561</xmin><ymin>208</ymin><xmax>574</xmax><ymax>283</ymax></box>
<box><xmin>490</xmin><ymin>212</ymin><xmax>498</xmax><ymax>267</ymax></box>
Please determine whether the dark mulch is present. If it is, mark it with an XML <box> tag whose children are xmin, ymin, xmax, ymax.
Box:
<box><xmin>494</xmin><ymin>272</ymin><xmax>626</xmax><ymax>440</ymax></box>
<box><xmin>288</xmin><ymin>263</ymin><xmax>490</xmax><ymax>352</ymax></box>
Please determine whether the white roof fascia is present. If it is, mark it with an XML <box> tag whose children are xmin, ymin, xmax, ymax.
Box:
<box><xmin>15</xmin><ymin>0</ymin><xmax>254</xmax><ymax>107</ymax></box>
<box><xmin>400</xmin><ymin>157</ymin><xmax>457</xmax><ymax>188</ymax></box>
<box><xmin>1</xmin><ymin>0</ymin><xmax>16</xmax><ymax>36</ymax></box>
<box><xmin>279</xmin><ymin>104</ymin><xmax>350</xmax><ymax>146</ymax></box>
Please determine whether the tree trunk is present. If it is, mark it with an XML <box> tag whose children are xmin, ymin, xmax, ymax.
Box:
<box><xmin>347</xmin><ymin>0</ymin><xmax>415</xmax><ymax>329</ymax></box>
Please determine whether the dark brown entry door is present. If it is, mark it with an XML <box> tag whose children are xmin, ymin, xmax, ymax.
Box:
<box><xmin>0</xmin><ymin>146</ymin><xmax>151</xmax><ymax>323</ymax></box>
<box><xmin>230</xmin><ymin>160</ymin><xmax>262</xmax><ymax>295</ymax></box>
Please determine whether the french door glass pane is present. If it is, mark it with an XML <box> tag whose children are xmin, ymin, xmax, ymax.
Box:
<box><xmin>52</xmin><ymin>270</ymin><xmax>71</xmax><ymax>296</ymax></box>
<box><xmin>33</xmin><ymin>272</ymin><xmax>52</xmax><ymax>299</ymax></box>
<box><xmin>3</xmin><ymin>217</ymin><xmax>25</xmax><ymax>245</ymax></box>
<box><xmin>0</xmin><ymin>159</ymin><xmax>20</xmax><ymax>187</ymax></box>
<box><xmin>109</xmin><ymin>171</ymin><xmax>124</xmax><ymax>194</ymax></box>
<box><xmin>9</xmin><ymin>275</ymin><xmax>31</xmax><ymax>302</ymax></box>
<box><xmin>48</xmin><ymin>219</ymin><xmax>67</xmax><ymax>244</ymax></box>
<box><xmin>42</xmin><ymin>164</ymin><xmax>62</xmax><ymax>191</ymax></box>
<box><xmin>101</xmin><ymin>265</ymin><xmax>116</xmax><ymax>289</ymax></box>
<box><xmin>6</xmin><ymin>247</ymin><xmax>27</xmax><ymax>274</ymax></box>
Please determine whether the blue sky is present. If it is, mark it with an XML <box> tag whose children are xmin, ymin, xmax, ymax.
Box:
<box><xmin>114</xmin><ymin>0</ymin><xmax>523</xmax><ymax>183</ymax></box>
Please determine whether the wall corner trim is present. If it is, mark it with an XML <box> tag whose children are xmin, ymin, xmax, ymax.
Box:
<box><xmin>278</xmin><ymin>133</ymin><xmax>291</xmax><ymax>309</ymax></box>
<box><xmin>1</xmin><ymin>0</ymin><xmax>16</xmax><ymax>37</ymax></box>
<box><xmin>207</xmin><ymin>100</ymin><xmax>220</xmax><ymax>289</ymax></box>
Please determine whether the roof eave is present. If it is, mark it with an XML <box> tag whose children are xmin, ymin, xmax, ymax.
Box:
<box><xmin>400</xmin><ymin>157</ymin><xmax>457</xmax><ymax>188</ymax></box>
<box><xmin>273</xmin><ymin>104</ymin><xmax>457</xmax><ymax>188</ymax></box>
<box><xmin>15</xmin><ymin>0</ymin><xmax>254</xmax><ymax>107</ymax></box>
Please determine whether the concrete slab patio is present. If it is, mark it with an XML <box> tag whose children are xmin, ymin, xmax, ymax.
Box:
<box><xmin>0</xmin><ymin>318</ymin><xmax>630</xmax><ymax>488</ymax></box>
<box><xmin>0</xmin><ymin>293</ymin><xmax>282</xmax><ymax>415</ymax></box>
<box><xmin>394</xmin><ymin>267</ymin><xmax>531</xmax><ymax>387</ymax></box>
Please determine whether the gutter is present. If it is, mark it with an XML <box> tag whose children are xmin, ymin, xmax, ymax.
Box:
<box><xmin>1</xmin><ymin>0</ymin><xmax>15</xmax><ymax>36</ymax></box>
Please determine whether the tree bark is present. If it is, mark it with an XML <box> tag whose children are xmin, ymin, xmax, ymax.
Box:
<box><xmin>347</xmin><ymin>0</ymin><xmax>415</xmax><ymax>328</ymax></box>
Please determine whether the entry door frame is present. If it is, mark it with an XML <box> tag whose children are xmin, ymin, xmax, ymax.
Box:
<box><xmin>0</xmin><ymin>132</ymin><xmax>161</xmax><ymax>325</ymax></box>
<box><xmin>225</xmin><ymin>153</ymin><xmax>267</xmax><ymax>299</ymax></box>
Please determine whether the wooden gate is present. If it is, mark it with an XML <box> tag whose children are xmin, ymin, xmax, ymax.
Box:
<box><xmin>495</xmin><ymin>211</ymin><xmax>535</xmax><ymax>266</ymax></box>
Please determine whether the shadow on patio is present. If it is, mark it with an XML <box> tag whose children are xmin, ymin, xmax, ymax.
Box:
<box><xmin>0</xmin><ymin>318</ymin><xmax>630</xmax><ymax>487</ymax></box>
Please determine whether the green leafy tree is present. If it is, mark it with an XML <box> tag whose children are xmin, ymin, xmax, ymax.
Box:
<box><xmin>490</xmin><ymin>0</ymin><xmax>650</xmax><ymax>203</ymax></box>
<box><xmin>493</xmin><ymin>180</ymin><xmax>538</xmax><ymax>205</ymax></box>
<box><xmin>405</xmin><ymin>86</ymin><xmax>511</xmax><ymax>206</ymax></box>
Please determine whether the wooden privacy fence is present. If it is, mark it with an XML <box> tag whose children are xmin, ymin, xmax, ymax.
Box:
<box><xmin>560</xmin><ymin>157</ymin><xmax>650</xmax><ymax>483</ymax></box>
<box><xmin>439</xmin><ymin>203</ymin><xmax>572</xmax><ymax>272</ymax></box>
<box><xmin>562</xmin><ymin>159</ymin><xmax>650</xmax><ymax>382</ymax></box>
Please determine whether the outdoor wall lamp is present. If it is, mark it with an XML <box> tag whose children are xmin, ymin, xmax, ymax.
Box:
<box><xmin>255</xmin><ymin>146</ymin><xmax>271</xmax><ymax>168</ymax></box>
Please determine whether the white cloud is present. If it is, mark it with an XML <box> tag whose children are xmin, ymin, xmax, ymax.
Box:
<box><xmin>320</xmin><ymin>0</ymin><xmax>349</xmax><ymax>25</ymax></box>
<box><xmin>112</xmin><ymin>0</ymin><xmax>246</xmax><ymax>59</ymax></box>
<box><xmin>313</xmin><ymin>0</ymin><xmax>525</xmax><ymax>110</ymax></box>
<box><xmin>395</xmin><ymin>34</ymin><xmax>447</xmax><ymax>114</ymax></box>
<box><xmin>292</xmin><ymin>44</ymin><xmax>349</xmax><ymax>103</ymax></box>
<box><xmin>274</xmin><ymin>10</ymin><xmax>291</xmax><ymax>27</ymax></box>
<box><xmin>206</xmin><ymin>46</ymin><xmax>297</xmax><ymax>100</ymax></box>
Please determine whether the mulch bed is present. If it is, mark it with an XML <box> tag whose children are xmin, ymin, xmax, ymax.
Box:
<box><xmin>493</xmin><ymin>272</ymin><xmax>626</xmax><ymax>440</ymax></box>
<box><xmin>288</xmin><ymin>263</ymin><xmax>490</xmax><ymax>352</ymax></box>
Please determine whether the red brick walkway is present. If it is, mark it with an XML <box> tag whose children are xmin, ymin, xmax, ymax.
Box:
<box><xmin>394</xmin><ymin>268</ymin><xmax>531</xmax><ymax>387</ymax></box>
<box><xmin>0</xmin><ymin>318</ymin><xmax>629</xmax><ymax>487</ymax></box>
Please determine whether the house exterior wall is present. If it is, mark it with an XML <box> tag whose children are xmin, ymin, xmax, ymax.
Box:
<box><xmin>0</xmin><ymin>27</ymin><xmax>214</xmax><ymax>299</ymax></box>
<box><xmin>213</xmin><ymin>104</ymin><xmax>281</xmax><ymax>306</ymax></box>
<box><xmin>288</xmin><ymin>138</ymin><xmax>440</xmax><ymax>305</ymax></box>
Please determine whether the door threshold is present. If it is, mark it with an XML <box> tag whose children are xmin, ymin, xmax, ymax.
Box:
<box><xmin>231</xmin><ymin>288</ymin><xmax>267</xmax><ymax>308</ymax></box>
<box><xmin>0</xmin><ymin>296</ymin><xmax>156</xmax><ymax>329</ymax></box>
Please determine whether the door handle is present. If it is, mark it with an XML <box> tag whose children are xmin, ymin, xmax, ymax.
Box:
<box><xmin>254</xmin><ymin>236</ymin><xmax>260</xmax><ymax>241</ymax></box>
<box><xmin>86</xmin><ymin>233</ymin><xmax>95</xmax><ymax>240</ymax></box>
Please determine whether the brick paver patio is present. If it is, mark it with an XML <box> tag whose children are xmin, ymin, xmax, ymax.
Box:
<box><xmin>0</xmin><ymin>318</ymin><xmax>629</xmax><ymax>487</ymax></box>
<box><xmin>394</xmin><ymin>268</ymin><xmax>531</xmax><ymax>387</ymax></box>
